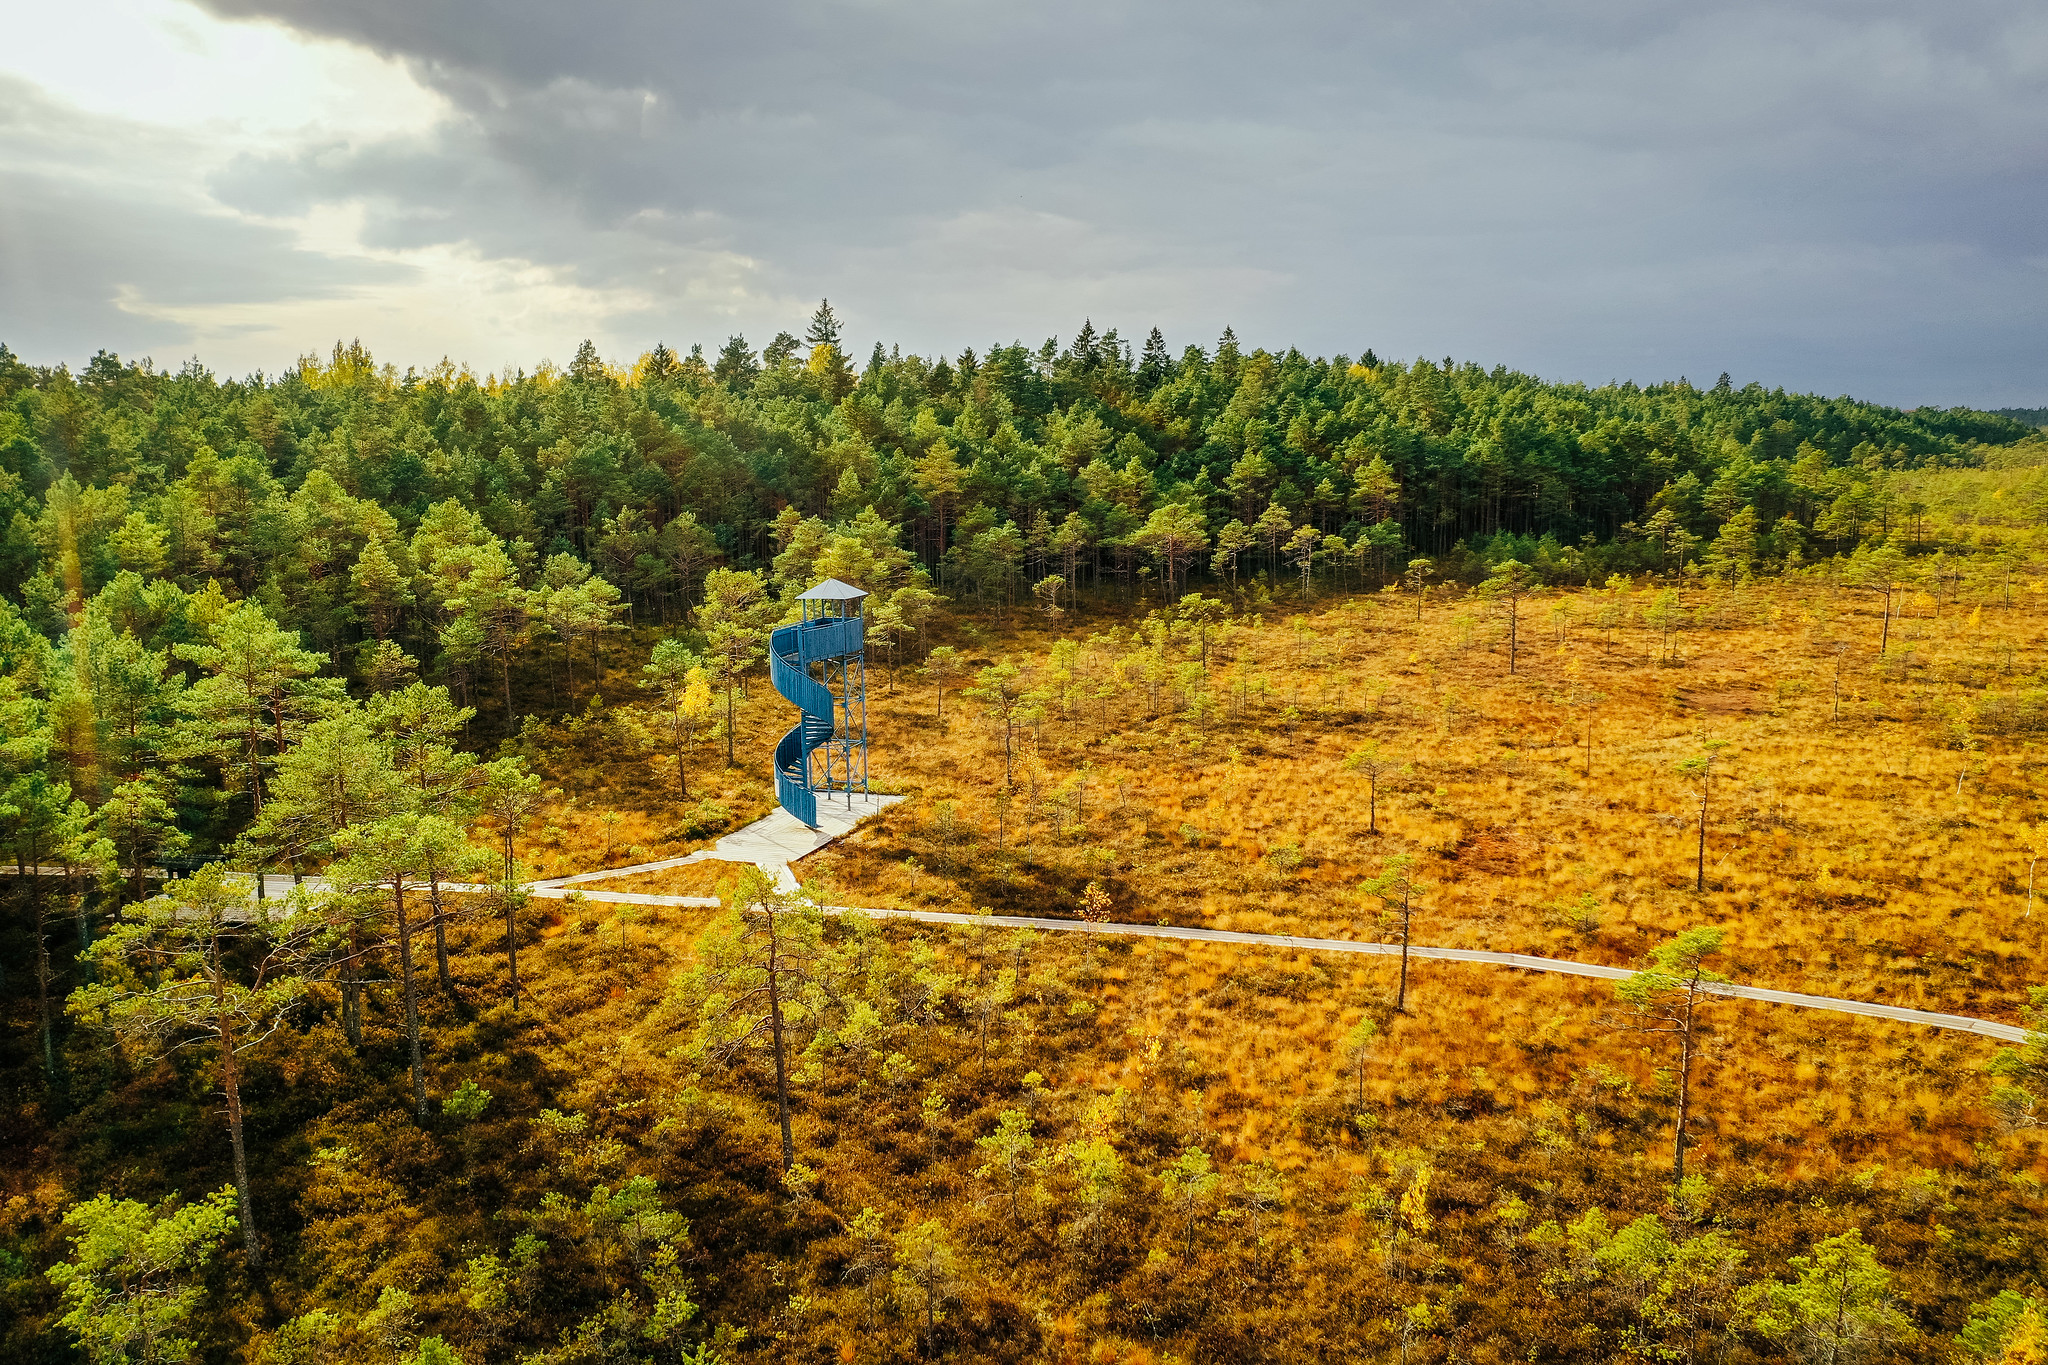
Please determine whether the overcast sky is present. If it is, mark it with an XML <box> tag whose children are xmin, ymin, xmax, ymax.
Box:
<box><xmin>2</xmin><ymin>0</ymin><xmax>2043</xmax><ymax>408</ymax></box>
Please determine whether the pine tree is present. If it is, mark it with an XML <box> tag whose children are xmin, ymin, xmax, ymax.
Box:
<box><xmin>175</xmin><ymin>601</ymin><xmax>342</xmax><ymax>816</ymax></box>
<box><xmin>1097</xmin><ymin>327</ymin><xmax>1126</xmax><ymax>376</ymax></box>
<box><xmin>45</xmin><ymin>1187</ymin><xmax>240</xmax><ymax>1358</ymax></box>
<box><xmin>1160</xmin><ymin>1147</ymin><xmax>1219</xmax><ymax>1262</ymax></box>
<box><xmin>329</xmin><ymin>815</ymin><xmax>487</xmax><ymax>1119</ymax></box>
<box><xmin>1133</xmin><ymin>503</ymin><xmax>1210</xmax><ymax>602</ymax></box>
<box><xmin>476</xmin><ymin>757</ymin><xmax>545</xmax><ymax>1009</ymax></box>
<box><xmin>242</xmin><ymin>705</ymin><xmax>406</xmax><ymax>1041</ymax></box>
<box><xmin>242</xmin><ymin>703</ymin><xmax>405</xmax><ymax>875</ymax></box>
<box><xmin>97</xmin><ymin>777</ymin><xmax>188</xmax><ymax>906</ymax></box>
<box><xmin>442</xmin><ymin>541</ymin><xmax>529</xmax><ymax>729</ymax></box>
<box><xmin>1960</xmin><ymin>1290</ymin><xmax>2047</xmax><ymax>1363</ymax></box>
<box><xmin>1137</xmin><ymin>326</ymin><xmax>1173</xmax><ymax>391</ymax></box>
<box><xmin>712</xmin><ymin>335</ymin><xmax>758</xmax><ymax>389</ymax></box>
<box><xmin>1986</xmin><ymin>987</ymin><xmax>2046</xmax><ymax>1131</ymax></box>
<box><xmin>964</xmin><ymin>661</ymin><xmax>1030</xmax><ymax>788</ymax></box>
<box><xmin>1067</xmin><ymin>319</ymin><xmax>1099</xmax><ymax>371</ymax></box>
<box><xmin>1478</xmin><ymin>559</ymin><xmax>1539</xmax><ymax>674</ymax></box>
<box><xmin>1397</xmin><ymin>557</ymin><xmax>1432</xmax><ymax>622</ymax></box>
<box><xmin>76</xmin><ymin>866</ymin><xmax>332</xmax><ymax>1267</ymax></box>
<box><xmin>1343</xmin><ymin>741</ymin><xmax>1403</xmax><ymax>835</ymax></box>
<box><xmin>637</xmin><ymin>342</ymin><xmax>680</xmax><ymax>384</ymax></box>
<box><xmin>569</xmin><ymin>340</ymin><xmax>609</xmax><ymax>385</ymax></box>
<box><xmin>697</xmin><ymin>568</ymin><xmax>773</xmax><ymax>767</ymax></box>
<box><xmin>1338</xmin><ymin>1017</ymin><xmax>1379</xmax><ymax>1112</ymax></box>
<box><xmin>893</xmin><ymin>1218</ymin><xmax>960</xmax><ymax>1352</ymax></box>
<box><xmin>368</xmin><ymin>682</ymin><xmax>483</xmax><ymax>992</ymax></box>
<box><xmin>974</xmin><ymin>1110</ymin><xmax>1037</xmax><ymax>1226</ymax></box>
<box><xmin>1611</xmin><ymin>927</ymin><xmax>1727</xmax><ymax>1181</ymax></box>
<box><xmin>804</xmin><ymin>300</ymin><xmax>841</xmax><ymax>351</ymax></box>
<box><xmin>1211</xmin><ymin>520</ymin><xmax>1253</xmax><ymax>589</ymax></box>
<box><xmin>350</xmin><ymin>537</ymin><xmax>411</xmax><ymax>642</ymax></box>
<box><xmin>1744</xmin><ymin>1229</ymin><xmax>1911</xmax><ymax>1363</ymax></box>
<box><xmin>1216</xmin><ymin>326</ymin><xmax>1242</xmax><ymax>384</ymax></box>
<box><xmin>81</xmin><ymin>621</ymin><xmax>183</xmax><ymax>781</ymax></box>
<box><xmin>1361</xmin><ymin>853</ymin><xmax>1423</xmax><ymax>1010</ymax></box>
<box><xmin>1354</xmin><ymin>452</ymin><xmax>1401</xmax><ymax>524</ymax></box>
<box><xmin>1675</xmin><ymin>741</ymin><xmax>1727</xmax><ymax>891</ymax></box>
<box><xmin>637</xmin><ymin>638</ymin><xmax>713</xmax><ymax>797</ymax></box>
<box><xmin>678</xmin><ymin>867</ymin><xmax>822</xmax><ymax>1170</ymax></box>
<box><xmin>5</xmin><ymin>773</ymin><xmax>102</xmax><ymax>1083</ymax></box>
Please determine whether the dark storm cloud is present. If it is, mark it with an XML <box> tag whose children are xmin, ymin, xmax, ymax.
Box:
<box><xmin>43</xmin><ymin>2</ymin><xmax>2048</xmax><ymax>401</ymax></box>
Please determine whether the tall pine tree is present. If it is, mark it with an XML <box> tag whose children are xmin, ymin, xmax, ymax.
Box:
<box><xmin>804</xmin><ymin>300</ymin><xmax>842</xmax><ymax>351</ymax></box>
<box><xmin>1137</xmin><ymin>326</ymin><xmax>1172</xmax><ymax>391</ymax></box>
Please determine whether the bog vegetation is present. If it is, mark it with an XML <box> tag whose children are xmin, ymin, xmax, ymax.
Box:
<box><xmin>0</xmin><ymin>313</ymin><xmax>2044</xmax><ymax>1363</ymax></box>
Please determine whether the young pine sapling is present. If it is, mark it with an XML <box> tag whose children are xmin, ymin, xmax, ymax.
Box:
<box><xmin>1361</xmin><ymin>854</ymin><xmax>1423</xmax><ymax>1011</ymax></box>
<box><xmin>1609</xmin><ymin>926</ymin><xmax>1728</xmax><ymax>1182</ymax></box>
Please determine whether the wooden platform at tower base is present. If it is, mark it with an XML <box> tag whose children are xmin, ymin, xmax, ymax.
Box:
<box><xmin>536</xmin><ymin>792</ymin><xmax>905</xmax><ymax>894</ymax></box>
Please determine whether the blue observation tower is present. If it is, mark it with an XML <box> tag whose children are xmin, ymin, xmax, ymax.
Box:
<box><xmin>768</xmin><ymin>578</ymin><xmax>870</xmax><ymax>828</ymax></box>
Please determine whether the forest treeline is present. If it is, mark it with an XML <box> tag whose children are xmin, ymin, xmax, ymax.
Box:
<box><xmin>3</xmin><ymin>306</ymin><xmax>2037</xmax><ymax>641</ymax></box>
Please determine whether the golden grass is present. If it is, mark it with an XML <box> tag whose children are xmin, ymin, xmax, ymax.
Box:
<box><xmin>802</xmin><ymin>579</ymin><xmax>2048</xmax><ymax>1022</ymax></box>
<box><xmin>599</xmin><ymin>860</ymin><xmax>752</xmax><ymax>897</ymax></box>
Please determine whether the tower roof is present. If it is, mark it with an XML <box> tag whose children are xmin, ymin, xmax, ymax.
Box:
<box><xmin>797</xmin><ymin>577</ymin><xmax>868</xmax><ymax>600</ymax></box>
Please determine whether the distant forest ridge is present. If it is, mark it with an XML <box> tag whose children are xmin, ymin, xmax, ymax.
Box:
<box><xmin>0</xmin><ymin>315</ymin><xmax>2042</xmax><ymax>642</ymax></box>
<box><xmin>1992</xmin><ymin>407</ymin><xmax>2048</xmax><ymax>429</ymax></box>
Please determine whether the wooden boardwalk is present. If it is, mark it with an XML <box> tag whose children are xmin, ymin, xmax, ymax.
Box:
<box><xmin>518</xmin><ymin>879</ymin><xmax>2031</xmax><ymax>1045</ymax></box>
<box><xmin>102</xmin><ymin>799</ymin><xmax>2031</xmax><ymax>1048</ymax></box>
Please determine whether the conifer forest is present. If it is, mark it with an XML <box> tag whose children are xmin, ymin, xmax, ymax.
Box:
<box><xmin>1</xmin><ymin>312</ymin><xmax>2046</xmax><ymax>1364</ymax></box>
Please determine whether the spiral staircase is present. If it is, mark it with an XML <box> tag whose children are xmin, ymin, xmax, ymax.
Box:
<box><xmin>768</xmin><ymin>579</ymin><xmax>869</xmax><ymax>828</ymax></box>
